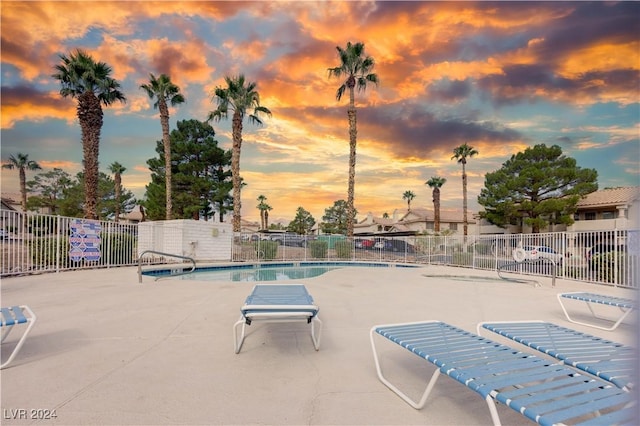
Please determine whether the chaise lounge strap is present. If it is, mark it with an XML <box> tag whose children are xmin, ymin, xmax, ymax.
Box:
<box><xmin>234</xmin><ymin>284</ymin><xmax>322</xmax><ymax>353</ymax></box>
<box><xmin>1</xmin><ymin>306</ymin><xmax>29</xmax><ymax>327</ymax></box>
<box><xmin>370</xmin><ymin>321</ymin><xmax>635</xmax><ymax>426</ymax></box>
<box><xmin>557</xmin><ymin>292</ymin><xmax>636</xmax><ymax>331</ymax></box>
<box><xmin>478</xmin><ymin>321</ymin><xmax>636</xmax><ymax>390</ymax></box>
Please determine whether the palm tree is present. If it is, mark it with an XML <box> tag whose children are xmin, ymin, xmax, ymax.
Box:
<box><xmin>256</xmin><ymin>194</ymin><xmax>273</xmax><ymax>230</ymax></box>
<box><xmin>426</xmin><ymin>176</ymin><xmax>447</xmax><ymax>232</ymax></box>
<box><xmin>108</xmin><ymin>162</ymin><xmax>126</xmax><ymax>223</ymax></box>
<box><xmin>52</xmin><ymin>49</ymin><xmax>126</xmax><ymax>219</ymax></box>
<box><xmin>402</xmin><ymin>190</ymin><xmax>415</xmax><ymax>211</ymax></box>
<box><xmin>207</xmin><ymin>75</ymin><xmax>271</xmax><ymax>232</ymax></box>
<box><xmin>140</xmin><ymin>73</ymin><xmax>185</xmax><ymax>220</ymax></box>
<box><xmin>452</xmin><ymin>143</ymin><xmax>478</xmax><ymax>236</ymax></box>
<box><xmin>328</xmin><ymin>41</ymin><xmax>379</xmax><ymax>237</ymax></box>
<box><xmin>2</xmin><ymin>153</ymin><xmax>41</xmax><ymax>212</ymax></box>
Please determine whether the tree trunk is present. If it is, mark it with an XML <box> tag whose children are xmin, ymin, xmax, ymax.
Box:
<box><xmin>77</xmin><ymin>91</ymin><xmax>103</xmax><ymax>220</ymax></box>
<box><xmin>462</xmin><ymin>161</ymin><xmax>468</xmax><ymax>236</ymax></box>
<box><xmin>433</xmin><ymin>188</ymin><xmax>440</xmax><ymax>232</ymax></box>
<box><xmin>346</xmin><ymin>87</ymin><xmax>357</xmax><ymax>237</ymax></box>
<box><xmin>114</xmin><ymin>173</ymin><xmax>121</xmax><ymax>222</ymax></box>
<box><xmin>159</xmin><ymin>99</ymin><xmax>172</xmax><ymax>220</ymax></box>
<box><xmin>231</xmin><ymin>111</ymin><xmax>244</xmax><ymax>232</ymax></box>
<box><xmin>19</xmin><ymin>168</ymin><xmax>27</xmax><ymax>212</ymax></box>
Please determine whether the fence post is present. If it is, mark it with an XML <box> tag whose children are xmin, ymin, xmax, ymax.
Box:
<box><xmin>55</xmin><ymin>215</ymin><xmax>61</xmax><ymax>273</ymax></box>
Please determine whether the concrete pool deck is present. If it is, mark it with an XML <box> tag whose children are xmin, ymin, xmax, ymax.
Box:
<box><xmin>1</xmin><ymin>265</ymin><xmax>637</xmax><ymax>425</ymax></box>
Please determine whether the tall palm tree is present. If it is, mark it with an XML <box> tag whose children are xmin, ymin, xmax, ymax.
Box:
<box><xmin>140</xmin><ymin>73</ymin><xmax>185</xmax><ymax>220</ymax></box>
<box><xmin>108</xmin><ymin>162</ymin><xmax>126</xmax><ymax>223</ymax></box>
<box><xmin>256</xmin><ymin>194</ymin><xmax>273</xmax><ymax>230</ymax></box>
<box><xmin>2</xmin><ymin>153</ymin><xmax>41</xmax><ymax>212</ymax></box>
<box><xmin>328</xmin><ymin>41</ymin><xmax>379</xmax><ymax>237</ymax></box>
<box><xmin>53</xmin><ymin>49</ymin><xmax>126</xmax><ymax>219</ymax></box>
<box><xmin>426</xmin><ymin>176</ymin><xmax>447</xmax><ymax>232</ymax></box>
<box><xmin>207</xmin><ymin>75</ymin><xmax>271</xmax><ymax>232</ymax></box>
<box><xmin>452</xmin><ymin>143</ymin><xmax>478</xmax><ymax>236</ymax></box>
<box><xmin>402</xmin><ymin>190</ymin><xmax>416</xmax><ymax>211</ymax></box>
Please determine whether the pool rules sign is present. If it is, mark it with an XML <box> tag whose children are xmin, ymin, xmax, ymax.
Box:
<box><xmin>69</xmin><ymin>219</ymin><xmax>101</xmax><ymax>262</ymax></box>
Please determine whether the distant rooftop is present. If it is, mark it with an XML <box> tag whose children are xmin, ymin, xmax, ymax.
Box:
<box><xmin>578</xmin><ymin>186</ymin><xmax>640</xmax><ymax>208</ymax></box>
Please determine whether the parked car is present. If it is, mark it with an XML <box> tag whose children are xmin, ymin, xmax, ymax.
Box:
<box><xmin>586</xmin><ymin>243</ymin><xmax>625</xmax><ymax>261</ymax></box>
<box><xmin>372</xmin><ymin>238</ymin><xmax>415</xmax><ymax>253</ymax></box>
<box><xmin>354</xmin><ymin>238</ymin><xmax>375</xmax><ymax>249</ymax></box>
<box><xmin>586</xmin><ymin>243</ymin><xmax>626</xmax><ymax>269</ymax></box>
<box><xmin>264</xmin><ymin>232</ymin><xmax>313</xmax><ymax>247</ymax></box>
<box><xmin>522</xmin><ymin>245</ymin><xmax>563</xmax><ymax>265</ymax></box>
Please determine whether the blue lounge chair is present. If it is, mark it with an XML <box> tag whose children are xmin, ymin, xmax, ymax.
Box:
<box><xmin>557</xmin><ymin>292</ymin><xmax>636</xmax><ymax>331</ymax></box>
<box><xmin>370</xmin><ymin>321</ymin><xmax>636</xmax><ymax>426</ymax></box>
<box><xmin>1</xmin><ymin>305</ymin><xmax>37</xmax><ymax>369</ymax></box>
<box><xmin>477</xmin><ymin>320</ymin><xmax>636</xmax><ymax>390</ymax></box>
<box><xmin>234</xmin><ymin>284</ymin><xmax>321</xmax><ymax>353</ymax></box>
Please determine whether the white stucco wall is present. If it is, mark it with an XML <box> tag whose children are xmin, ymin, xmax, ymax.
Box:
<box><xmin>138</xmin><ymin>219</ymin><xmax>233</xmax><ymax>261</ymax></box>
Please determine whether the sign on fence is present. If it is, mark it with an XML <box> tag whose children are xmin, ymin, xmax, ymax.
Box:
<box><xmin>69</xmin><ymin>219</ymin><xmax>101</xmax><ymax>262</ymax></box>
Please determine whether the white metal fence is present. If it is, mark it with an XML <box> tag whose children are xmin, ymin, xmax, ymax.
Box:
<box><xmin>1</xmin><ymin>210</ymin><xmax>138</xmax><ymax>275</ymax></box>
<box><xmin>2</xmin><ymin>209</ymin><xmax>638</xmax><ymax>288</ymax></box>
<box><xmin>230</xmin><ymin>231</ymin><xmax>638</xmax><ymax>288</ymax></box>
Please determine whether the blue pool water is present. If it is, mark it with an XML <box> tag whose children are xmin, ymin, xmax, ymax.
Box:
<box><xmin>143</xmin><ymin>262</ymin><xmax>417</xmax><ymax>282</ymax></box>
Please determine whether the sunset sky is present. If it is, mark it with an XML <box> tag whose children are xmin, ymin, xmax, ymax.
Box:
<box><xmin>1</xmin><ymin>1</ymin><xmax>639</xmax><ymax>224</ymax></box>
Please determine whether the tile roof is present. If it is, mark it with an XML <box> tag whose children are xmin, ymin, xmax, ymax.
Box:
<box><xmin>577</xmin><ymin>186</ymin><xmax>640</xmax><ymax>208</ymax></box>
<box><xmin>398</xmin><ymin>207</ymin><xmax>476</xmax><ymax>224</ymax></box>
<box><xmin>0</xmin><ymin>192</ymin><xmax>21</xmax><ymax>203</ymax></box>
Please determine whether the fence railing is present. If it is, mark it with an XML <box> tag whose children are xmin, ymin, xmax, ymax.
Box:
<box><xmin>2</xmin><ymin>209</ymin><xmax>637</xmax><ymax>288</ymax></box>
<box><xmin>230</xmin><ymin>231</ymin><xmax>638</xmax><ymax>288</ymax></box>
<box><xmin>1</xmin><ymin>210</ymin><xmax>139</xmax><ymax>275</ymax></box>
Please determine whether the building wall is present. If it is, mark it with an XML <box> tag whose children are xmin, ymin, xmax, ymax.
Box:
<box><xmin>138</xmin><ymin>219</ymin><xmax>233</xmax><ymax>261</ymax></box>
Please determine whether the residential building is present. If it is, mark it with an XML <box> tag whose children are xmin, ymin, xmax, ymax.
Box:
<box><xmin>568</xmin><ymin>186</ymin><xmax>640</xmax><ymax>232</ymax></box>
<box><xmin>475</xmin><ymin>186</ymin><xmax>640</xmax><ymax>234</ymax></box>
<box><xmin>354</xmin><ymin>208</ymin><xmax>476</xmax><ymax>235</ymax></box>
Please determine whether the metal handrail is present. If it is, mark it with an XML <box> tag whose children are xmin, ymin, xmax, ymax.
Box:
<box><xmin>498</xmin><ymin>258</ymin><xmax>557</xmax><ymax>287</ymax></box>
<box><xmin>137</xmin><ymin>250</ymin><xmax>196</xmax><ymax>283</ymax></box>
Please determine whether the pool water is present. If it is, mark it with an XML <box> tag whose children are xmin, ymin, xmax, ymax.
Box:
<box><xmin>178</xmin><ymin>265</ymin><xmax>342</xmax><ymax>282</ymax></box>
<box><xmin>143</xmin><ymin>262</ymin><xmax>418</xmax><ymax>282</ymax></box>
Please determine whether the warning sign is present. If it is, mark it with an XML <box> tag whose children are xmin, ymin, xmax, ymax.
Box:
<box><xmin>69</xmin><ymin>219</ymin><xmax>101</xmax><ymax>262</ymax></box>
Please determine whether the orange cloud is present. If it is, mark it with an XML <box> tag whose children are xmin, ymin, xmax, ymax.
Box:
<box><xmin>1</xmin><ymin>89</ymin><xmax>75</xmax><ymax>129</ymax></box>
<box><xmin>38</xmin><ymin>160</ymin><xmax>79</xmax><ymax>170</ymax></box>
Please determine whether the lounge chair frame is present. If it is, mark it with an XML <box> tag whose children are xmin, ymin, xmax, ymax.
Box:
<box><xmin>1</xmin><ymin>305</ymin><xmax>37</xmax><ymax>369</ymax></box>
<box><xmin>370</xmin><ymin>320</ymin><xmax>635</xmax><ymax>426</ymax></box>
<box><xmin>234</xmin><ymin>284</ymin><xmax>322</xmax><ymax>353</ymax></box>
<box><xmin>557</xmin><ymin>292</ymin><xmax>636</xmax><ymax>331</ymax></box>
<box><xmin>477</xmin><ymin>320</ymin><xmax>636</xmax><ymax>390</ymax></box>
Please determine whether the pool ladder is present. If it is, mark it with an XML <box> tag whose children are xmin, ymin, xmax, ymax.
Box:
<box><xmin>137</xmin><ymin>250</ymin><xmax>196</xmax><ymax>283</ymax></box>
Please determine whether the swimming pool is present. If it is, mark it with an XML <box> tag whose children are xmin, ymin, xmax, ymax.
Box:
<box><xmin>143</xmin><ymin>262</ymin><xmax>418</xmax><ymax>282</ymax></box>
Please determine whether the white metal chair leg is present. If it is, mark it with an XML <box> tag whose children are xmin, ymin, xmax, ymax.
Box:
<box><xmin>1</xmin><ymin>306</ymin><xmax>37</xmax><ymax>369</ymax></box>
<box><xmin>310</xmin><ymin>316</ymin><xmax>322</xmax><ymax>350</ymax></box>
<box><xmin>558</xmin><ymin>294</ymin><xmax>634</xmax><ymax>331</ymax></box>
<box><xmin>370</xmin><ymin>327</ymin><xmax>442</xmax><ymax>410</ymax></box>
<box><xmin>233</xmin><ymin>317</ymin><xmax>247</xmax><ymax>354</ymax></box>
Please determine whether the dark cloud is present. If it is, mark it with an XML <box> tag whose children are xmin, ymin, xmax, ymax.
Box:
<box><xmin>360</xmin><ymin>103</ymin><xmax>522</xmax><ymax>158</ymax></box>
<box><xmin>428</xmin><ymin>79</ymin><xmax>472</xmax><ymax>103</ymax></box>
<box><xmin>556</xmin><ymin>136</ymin><xmax>573</xmax><ymax>145</ymax></box>
<box><xmin>531</xmin><ymin>2</ymin><xmax>640</xmax><ymax>64</ymax></box>
<box><xmin>283</xmin><ymin>100</ymin><xmax>522</xmax><ymax>160</ymax></box>
<box><xmin>1</xmin><ymin>85</ymin><xmax>62</xmax><ymax>107</ymax></box>
<box><xmin>478</xmin><ymin>65</ymin><xmax>640</xmax><ymax>106</ymax></box>
<box><xmin>149</xmin><ymin>44</ymin><xmax>200</xmax><ymax>77</ymax></box>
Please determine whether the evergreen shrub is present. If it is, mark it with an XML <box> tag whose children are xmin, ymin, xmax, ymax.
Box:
<box><xmin>309</xmin><ymin>240</ymin><xmax>328</xmax><ymax>259</ymax></box>
<box><xmin>335</xmin><ymin>240</ymin><xmax>352</xmax><ymax>259</ymax></box>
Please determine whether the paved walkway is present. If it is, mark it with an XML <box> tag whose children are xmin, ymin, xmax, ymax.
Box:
<box><xmin>1</xmin><ymin>265</ymin><xmax>637</xmax><ymax>425</ymax></box>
